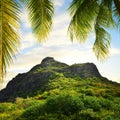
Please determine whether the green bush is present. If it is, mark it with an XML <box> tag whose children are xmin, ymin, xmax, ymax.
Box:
<box><xmin>98</xmin><ymin>98</ymin><xmax>112</xmax><ymax>110</ymax></box>
<box><xmin>0</xmin><ymin>103</ymin><xmax>16</xmax><ymax>113</ymax></box>
<box><xmin>84</xmin><ymin>89</ymin><xmax>95</xmax><ymax>96</ymax></box>
<box><xmin>83</xmin><ymin>96</ymin><xmax>101</xmax><ymax>111</ymax></box>
<box><xmin>22</xmin><ymin>94</ymin><xmax>85</xmax><ymax>119</ymax></box>
<box><xmin>78</xmin><ymin>109</ymin><xmax>101</xmax><ymax>120</ymax></box>
<box><xmin>45</xmin><ymin>94</ymin><xmax>84</xmax><ymax>115</ymax></box>
<box><xmin>22</xmin><ymin>102</ymin><xmax>44</xmax><ymax>120</ymax></box>
<box><xmin>15</xmin><ymin>97</ymin><xmax>40</xmax><ymax>109</ymax></box>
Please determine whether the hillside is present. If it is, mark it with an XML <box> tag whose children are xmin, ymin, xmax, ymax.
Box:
<box><xmin>0</xmin><ymin>57</ymin><xmax>102</xmax><ymax>102</ymax></box>
<box><xmin>0</xmin><ymin>57</ymin><xmax>120</xmax><ymax>120</ymax></box>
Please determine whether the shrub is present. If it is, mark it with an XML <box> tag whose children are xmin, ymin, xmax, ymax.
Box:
<box><xmin>0</xmin><ymin>103</ymin><xmax>16</xmax><ymax>113</ymax></box>
<box><xmin>83</xmin><ymin>96</ymin><xmax>101</xmax><ymax>111</ymax></box>
<box><xmin>84</xmin><ymin>89</ymin><xmax>95</xmax><ymax>96</ymax></box>
<box><xmin>22</xmin><ymin>102</ymin><xmax>44</xmax><ymax>120</ymax></box>
<box><xmin>44</xmin><ymin>94</ymin><xmax>84</xmax><ymax>115</ymax></box>
<box><xmin>15</xmin><ymin>97</ymin><xmax>40</xmax><ymax>109</ymax></box>
<box><xmin>22</xmin><ymin>94</ymin><xmax>85</xmax><ymax>119</ymax></box>
<box><xmin>78</xmin><ymin>109</ymin><xmax>101</xmax><ymax>120</ymax></box>
<box><xmin>98</xmin><ymin>98</ymin><xmax>112</xmax><ymax>110</ymax></box>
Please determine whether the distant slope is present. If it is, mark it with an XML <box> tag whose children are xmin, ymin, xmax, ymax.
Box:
<box><xmin>0</xmin><ymin>57</ymin><xmax>119</xmax><ymax>102</ymax></box>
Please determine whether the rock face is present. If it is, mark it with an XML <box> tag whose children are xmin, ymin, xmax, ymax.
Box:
<box><xmin>0</xmin><ymin>57</ymin><xmax>103</xmax><ymax>102</ymax></box>
<box><xmin>68</xmin><ymin>63</ymin><xmax>101</xmax><ymax>78</ymax></box>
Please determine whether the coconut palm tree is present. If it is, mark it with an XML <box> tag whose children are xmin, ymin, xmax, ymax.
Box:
<box><xmin>0</xmin><ymin>0</ymin><xmax>54</xmax><ymax>81</ymax></box>
<box><xmin>68</xmin><ymin>0</ymin><xmax>120</xmax><ymax>60</ymax></box>
<box><xmin>0</xmin><ymin>0</ymin><xmax>20</xmax><ymax>81</ymax></box>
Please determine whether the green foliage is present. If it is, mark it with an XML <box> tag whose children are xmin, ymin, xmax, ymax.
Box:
<box><xmin>0</xmin><ymin>102</ymin><xmax>23</xmax><ymax>120</ymax></box>
<box><xmin>21</xmin><ymin>102</ymin><xmax>44</xmax><ymax>120</ymax></box>
<box><xmin>22</xmin><ymin>94</ymin><xmax>84</xmax><ymax>120</ymax></box>
<box><xmin>45</xmin><ymin>94</ymin><xmax>84</xmax><ymax>115</ymax></box>
<box><xmin>24</xmin><ymin>0</ymin><xmax>54</xmax><ymax>41</ymax></box>
<box><xmin>0</xmin><ymin>0</ymin><xmax>20</xmax><ymax>80</ymax></box>
<box><xmin>68</xmin><ymin>0</ymin><xmax>119</xmax><ymax>60</ymax></box>
<box><xmin>0</xmin><ymin>103</ymin><xmax>16</xmax><ymax>113</ymax></box>
<box><xmin>0</xmin><ymin>74</ymin><xmax>120</xmax><ymax>120</ymax></box>
<box><xmin>78</xmin><ymin>109</ymin><xmax>101</xmax><ymax>120</ymax></box>
<box><xmin>83</xmin><ymin>96</ymin><xmax>101</xmax><ymax>111</ymax></box>
<box><xmin>83</xmin><ymin>88</ymin><xmax>95</xmax><ymax>96</ymax></box>
<box><xmin>15</xmin><ymin>97</ymin><xmax>40</xmax><ymax>109</ymax></box>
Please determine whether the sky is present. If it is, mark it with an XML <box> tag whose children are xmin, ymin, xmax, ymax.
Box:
<box><xmin>0</xmin><ymin>0</ymin><xmax>120</xmax><ymax>90</ymax></box>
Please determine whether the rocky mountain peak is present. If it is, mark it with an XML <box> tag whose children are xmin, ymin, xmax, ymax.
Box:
<box><xmin>40</xmin><ymin>57</ymin><xmax>55</xmax><ymax>67</ymax></box>
<box><xmin>41</xmin><ymin>57</ymin><xmax>54</xmax><ymax>64</ymax></box>
<box><xmin>0</xmin><ymin>57</ymin><xmax>108</xmax><ymax>102</ymax></box>
<box><xmin>40</xmin><ymin>57</ymin><xmax>68</xmax><ymax>68</ymax></box>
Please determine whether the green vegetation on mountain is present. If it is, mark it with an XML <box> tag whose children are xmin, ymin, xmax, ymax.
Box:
<box><xmin>0</xmin><ymin>57</ymin><xmax>120</xmax><ymax>120</ymax></box>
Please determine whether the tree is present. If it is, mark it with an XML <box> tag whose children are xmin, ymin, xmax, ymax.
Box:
<box><xmin>0</xmin><ymin>0</ymin><xmax>20</xmax><ymax>81</ymax></box>
<box><xmin>0</xmin><ymin>0</ymin><xmax>54</xmax><ymax>81</ymax></box>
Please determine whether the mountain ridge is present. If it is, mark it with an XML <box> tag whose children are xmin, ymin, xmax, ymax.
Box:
<box><xmin>0</xmin><ymin>57</ymin><xmax>119</xmax><ymax>102</ymax></box>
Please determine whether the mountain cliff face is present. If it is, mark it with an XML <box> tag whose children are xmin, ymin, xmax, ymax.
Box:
<box><xmin>0</xmin><ymin>57</ymin><xmax>117</xmax><ymax>102</ymax></box>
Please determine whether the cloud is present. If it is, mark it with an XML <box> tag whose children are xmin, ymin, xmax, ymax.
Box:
<box><xmin>20</xmin><ymin>9</ymin><xmax>31</xmax><ymax>29</ymax></box>
<box><xmin>20</xmin><ymin>33</ymin><xmax>37</xmax><ymax>50</ymax></box>
<box><xmin>53</xmin><ymin>0</ymin><xmax>65</xmax><ymax>7</ymax></box>
<box><xmin>110</xmin><ymin>48</ymin><xmax>120</xmax><ymax>55</ymax></box>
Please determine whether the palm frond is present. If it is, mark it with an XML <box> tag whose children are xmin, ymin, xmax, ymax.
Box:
<box><xmin>24</xmin><ymin>0</ymin><xmax>54</xmax><ymax>42</ymax></box>
<box><xmin>102</xmin><ymin>0</ymin><xmax>113</xmax><ymax>10</ymax></box>
<box><xmin>113</xmin><ymin>0</ymin><xmax>120</xmax><ymax>30</ymax></box>
<box><xmin>93</xmin><ymin>3</ymin><xmax>114</xmax><ymax>60</ymax></box>
<box><xmin>0</xmin><ymin>0</ymin><xmax>20</xmax><ymax>81</ymax></box>
<box><xmin>93</xmin><ymin>25</ymin><xmax>111</xmax><ymax>60</ymax></box>
<box><xmin>68</xmin><ymin>0</ymin><xmax>99</xmax><ymax>42</ymax></box>
<box><xmin>113</xmin><ymin>0</ymin><xmax>120</xmax><ymax>15</ymax></box>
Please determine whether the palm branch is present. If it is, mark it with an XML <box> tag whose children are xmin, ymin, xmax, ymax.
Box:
<box><xmin>0</xmin><ymin>0</ymin><xmax>20</xmax><ymax>81</ymax></box>
<box><xmin>68</xmin><ymin>0</ymin><xmax>99</xmax><ymax>42</ymax></box>
<box><xmin>93</xmin><ymin>1</ymin><xmax>114</xmax><ymax>60</ymax></box>
<box><xmin>68</xmin><ymin>0</ymin><xmax>118</xmax><ymax>60</ymax></box>
<box><xmin>0</xmin><ymin>0</ymin><xmax>54</xmax><ymax>81</ymax></box>
<box><xmin>24</xmin><ymin>0</ymin><xmax>54</xmax><ymax>42</ymax></box>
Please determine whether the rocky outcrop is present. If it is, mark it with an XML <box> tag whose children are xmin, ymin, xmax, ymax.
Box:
<box><xmin>68</xmin><ymin>63</ymin><xmax>101</xmax><ymax>78</ymax></box>
<box><xmin>0</xmin><ymin>57</ymin><xmax>103</xmax><ymax>102</ymax></box>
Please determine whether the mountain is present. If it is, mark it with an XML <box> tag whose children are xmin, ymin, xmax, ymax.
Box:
<box><xmin>0</xmin><ymin>57</ymin><xmax>119</xmax><ymax>102</ymax></box>
<box><xmin>0</xmin><ymin>57</ymin><xmax>120</xmax><ymax>120</ymax></box>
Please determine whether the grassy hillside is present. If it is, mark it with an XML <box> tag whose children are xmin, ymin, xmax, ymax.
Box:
<box><xmin>0</xmin><ymin>74</ymin><xmax>120</xmax><ymax>120</ymax></box>
<box><xmin>0</xmin><ymin>57</ymin><xmax>120</xmax><ymax>120</ymax></box>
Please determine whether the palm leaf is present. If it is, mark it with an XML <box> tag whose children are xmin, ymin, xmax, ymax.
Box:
<box><xmin>113</xmin><ymin>0</ymin><xmax>120</xmax><ymax>15</ymax></box>
<box><xmin>68</xmin><ymin>0</ymin><xmax>116</xmax><ymax>60</ymax></box>
<box><xmin>93</xmin><ymin>25</ymin><xmax>111</xmax><ymax>60</ymax></box>
<box><xmin>113</xmin><ymin>0</ymin><xmax>120</xmax><ymax>30</ymax></box>
<box><xmin>93</xmin><ymin>2</ymin><xmax>114</xmax><ymax>60</ymax></box>
<box><xmin>68</xmin><ymin>0</ymin><xmax>99</xmax><ymax>42</ymax></box>
<box><xmin>0</xmin><ymin>0</ymin><xmax>20</xmax><ymax>81</ymax></box>
<box><xmin>24</xmin><ymin>0</ymin><xmax>54</xmax><ymax>42</ymax></box>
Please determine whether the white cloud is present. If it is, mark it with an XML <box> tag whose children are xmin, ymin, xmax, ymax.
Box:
<box><xmin>20</xmin><ymin>33</ymin><xmax>37</xmax><ymax>50</ymax></box>
<box><xmin>53</xmin><ymin>0</ymin><xmax>65</xmax><ymax>6</ymax></box>
<box><xmin>110</xmin><ymin>48</ymin><xmax>120</xmax><ymax>55</ymax></box>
